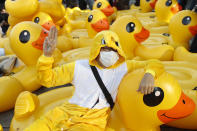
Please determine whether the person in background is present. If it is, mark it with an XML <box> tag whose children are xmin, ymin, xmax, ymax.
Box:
<box><xmin>0</xmin><ymin>4</ymin><xmax>9</xmax><ymax>37</ymax></box>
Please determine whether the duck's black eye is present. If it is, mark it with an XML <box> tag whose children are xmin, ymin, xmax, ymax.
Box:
<box><xmin>165</xmin><ymin>0</ymin><xmax>172</xmax><ymax>6</ymax></box>
<box><xmin>19</xmin><ymin>30</ymin><xmax>30</xmax><ymax>44</ymax></box>
<box><xmin>97</xmin><ymin>2</ymin><xmax>102</xmax><ymax>8</ymax></box>
<box><xmin>193</xmin><ymin>87</ymin><xmax>197</xmax><ymax>90</ymax></box>
<box><xmin>126</xmin><ymin>22</ymin><xmax>135</xmax><ymax>33</ymax></box>
<box><xmin>34</xmin><ymin>17</ymin><xmax>40</xmax><ymax>23</ymax></box>
<box><xmin>115</xmin><ymin>41</ymin><xmax>119</xmax><ymax>46</ymax></box>
<box><xmin>88</xmin><ymin>15</ymin><xmax>93</xmax><ymax>22</ymax></box>
<box><xmin>143</xmin><ymin>87</ymin><xmax>164</xmax><ymax>107</ymax></box>
<box><xmin>182</xmin><ymin>16</ymin><xmax>191</xmax><ymax>25</ymax></box>
<box><xmin>146</xmin><ymin>0</ymin><xmax>151</xmax><ymax>2</ymax></box>
<box><xmin>101</xmin><ymin>38</ymin><xmax>106</xmax><ymax>45</ymax></box>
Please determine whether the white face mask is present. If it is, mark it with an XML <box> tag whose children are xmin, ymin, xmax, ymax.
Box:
<box><xmin>99</xmin><ymin>50</ymin><xmax>119</xmax><ymax>67</ymax></box>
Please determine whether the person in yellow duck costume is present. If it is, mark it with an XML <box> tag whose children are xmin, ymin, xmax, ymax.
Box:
<box><xmin>10</xmin><ymin>61</ymin><xmax>196</xmax><ymax>131</ymax></box>
<box><xmin>110</xmin><ymin>15</ymin><xmax>174</xmax><ymax>61</ymax></box>
<box><xmin>22</xmin><ymin>27</ymin><xmax>166</xmax><ymax>130</ymax></box>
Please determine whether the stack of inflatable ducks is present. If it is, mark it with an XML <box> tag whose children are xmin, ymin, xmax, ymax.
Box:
<box><xmin>0</xmin><ymin>0</ymin><xmax>197</xmax><ymax>130</ymax></box>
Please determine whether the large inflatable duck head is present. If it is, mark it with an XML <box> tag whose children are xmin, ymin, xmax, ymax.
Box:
<box><xmin>93</xmin><ymin>0</ymin><xmax>115</xmax><ymax>17</ymax></box>
<box><xmin>89</xmin><ymin>30</ymin><xmax>125</xmax><ymax>69</ymax></box>
<box><xmin>140</xmin><ymin>0</ymin><xmax>158</xmax><ymax>13</ymax></box>
<box><xmin>5</xmin><ymin>0</ymin><xmax>38</xmax><ymax>18</ymax></box>
<box><xmin>111</xmin><ymin>15</ymin><xmax>150</xmax><ymax>59</ymax></box>
<box><xmin>32</xmin><ymin>12</ymin><xmax>56</xmax><ymax>31</ymax></box>
<box><xmin>169</xmin><ymin>10</ymin><xmax>197</xmax><ymax>49</ymax></box>
<box><xmin>9</xmin><ymin>22</ymin><xmax>48</xmax><ymax>66</ymax></box>
<box><xmin>117</xmin><ymin>69</ymin><xmax>195</xmax><ymax>130</ymax></box>
<box><xmin>155</xmin><ymin>0</ymin><xmax>182</xmax><ymax>23</ymax></box>
<box><xmin>86</xmin><ymin>10</ymin><xmax>110</xmax><ymax>38</ymax></box>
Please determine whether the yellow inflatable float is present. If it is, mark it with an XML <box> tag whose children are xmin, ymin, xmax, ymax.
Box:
<box><xmin>57</xmin><ymin>10</ymin><xmax>110</xmax><ymax>52</ymax></box>
<box><xmin>93</xmin><ymin>0</ymin><xmax>116</xmax><ymax>24</ymax></box>
<box><xmin>0</xmin><ymin>21</ymin><xmax>50</xmax><ymax>112</ymax></box>
<box><xmin>110</xmin><ymin>15</ymin><xmax>174</xmax><ymax>61</ymax></box>
<box><xmin>10</xmin><ymin>69</ymin><xmax>195</xmax><ymax>131</ymax></box>
<box><xmin>161</xmin><ymin>61</ymin><xmax>197</xmax><ymax>129</ymax></box>
<box><xmin>32</xmin><ymin>12</ymin><xmax>56</xmax><ymax>31</ymax></box>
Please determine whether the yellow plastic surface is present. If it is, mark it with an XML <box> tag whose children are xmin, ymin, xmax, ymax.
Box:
<box><xmin>5</xmin><ymin>0</ymin><xmax>38</xmax><ymax>18</ymax></box>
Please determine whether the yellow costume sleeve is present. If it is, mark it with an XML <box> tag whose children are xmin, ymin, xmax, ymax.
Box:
<box><xmin>126</xmin><ymin>59</ymin><xmax>164</xmax><ymax>78</ymax></box>
<box><xmin>37</xmin><ymin>55</ymin><xmax>75</xmax><ymax>88</ymax></box>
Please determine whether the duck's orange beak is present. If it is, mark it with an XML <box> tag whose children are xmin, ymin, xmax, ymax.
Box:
<box><xmin>150</xmin><ymin>0</ymin><xmax>157</xmax><ymax>9</ymax></box>
<box><xmin>189</xmin><ymin>24</ymin><xmax>197</xmax><ymax>36</ymax></box>
<box><xmin>41</xmin><ymin>21</ymin><xmax>56</xmax><ymax>31</ymax></box>
<box><xmin>32</xmin><ymin>28</ymin><xmax>49</xmax><ymax>50</ymax></box>
<box><xmin>101</xmin><ymin>5</ymin><xmax>114</xmax><ymax>17</ymax></box>
<box><xmin>134</xmin><ymin>27</ymin><xmax>150</xmax><ymax>43</ymax></box>
<box><xmin>170</xmin><ymin>3</ymin><xmax>182</xmax><ymax>14</ymax></box>
<box><xmin>157</xmin><ymin>92</ymin><xmax>195</xmax><ymax>124</ymax></box>
<box><xmin>91</xmin><ymin>18</ymin><xmax>109</xmax><ymax>32</ymax></box>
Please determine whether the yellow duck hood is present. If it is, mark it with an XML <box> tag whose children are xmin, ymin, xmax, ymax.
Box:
<box><xmin>89</xmin><ymin>31</ymin><xmax>126</xmax><ymax>69</ymax></box>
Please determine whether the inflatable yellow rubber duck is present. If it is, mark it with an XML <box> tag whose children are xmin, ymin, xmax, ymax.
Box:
<box><xmin>140</xmin><ymin>0</ymin><xmax>158</xmax><ymax>13</ymax></box>
<box><xmin>93</xmin><ymin>0</ymin><xmax>116</xmax><ymax>24</ymax></box>
<box><xmin>57</xmin><ymin>10</ymin><xmax>110</xmax><ymax>52</ymax></box>
<box><xmin>38</xmin><ymin>0</ymin><xmax>65</xmax><ymax>23</ymax></box>
<box><xmin>155</xmin><ymin>0</ymin><xmax>182</xmax><ymax>25</ymax></box>
<box><xmin>0</xmin><ymin>124</ymin><xmax>2</xmax><ymax>131</ymax></box>
<box><xmin>162</xmin><ymin>61</ymin><xmax>197</xmax><ymax>129</ymax></box>
<box><xmin>137</xmin><ymin>0</ymin><xmax>182</xmax><ymax>34</ymax></box>
<box><xmin>114</xmin><ymin>68</ymin><xmax>195</xmax><ymax>131</ymax></box>
<box><xmin>0</xmin><ymin>21</ymin><xmax>50</xmax><ymax>112</ymax></box>
<box><xmin>65</xmin><ymin>7</ymin><xmax>90</xmax><ymax>30</ymax></box>
<box><xmin>32</xmin><ymin>12</ymin><xmax>56</xmax><ymax>31</ymax></box>
<box><xmin>110</xmin><ymin>15</ymin><xmax>174</xmax><ymax>60</ymax></box>
<box><xmin>5</xmin><ymin>0</ymin><xmax>38</xmax><ymax>18</ymax></box>
<box><xmin>10</xmin><ymin>67</ymin><xmax>195</xmax><ymax>131</ymax></box>
<box><xmin>147</xmin><ymin>10</ymin><xmax>197</xmax><ymax>63</ymax></box>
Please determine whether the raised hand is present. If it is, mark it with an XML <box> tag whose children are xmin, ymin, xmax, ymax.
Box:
<box><xmin>137</xmin><ymin>73</ymin><xmax>155</xmax><ymax>95</ymax></box>
<box><xmin>43</xmin><ymin>26</ymin><xmax>58</xmax><ymax>57</ymax></box>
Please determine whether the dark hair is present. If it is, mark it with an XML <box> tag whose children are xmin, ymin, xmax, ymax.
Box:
<box><xmin>0</xmin><ymin>4</ymin><xmax>5</xmax><ymax>12</ymax></box>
